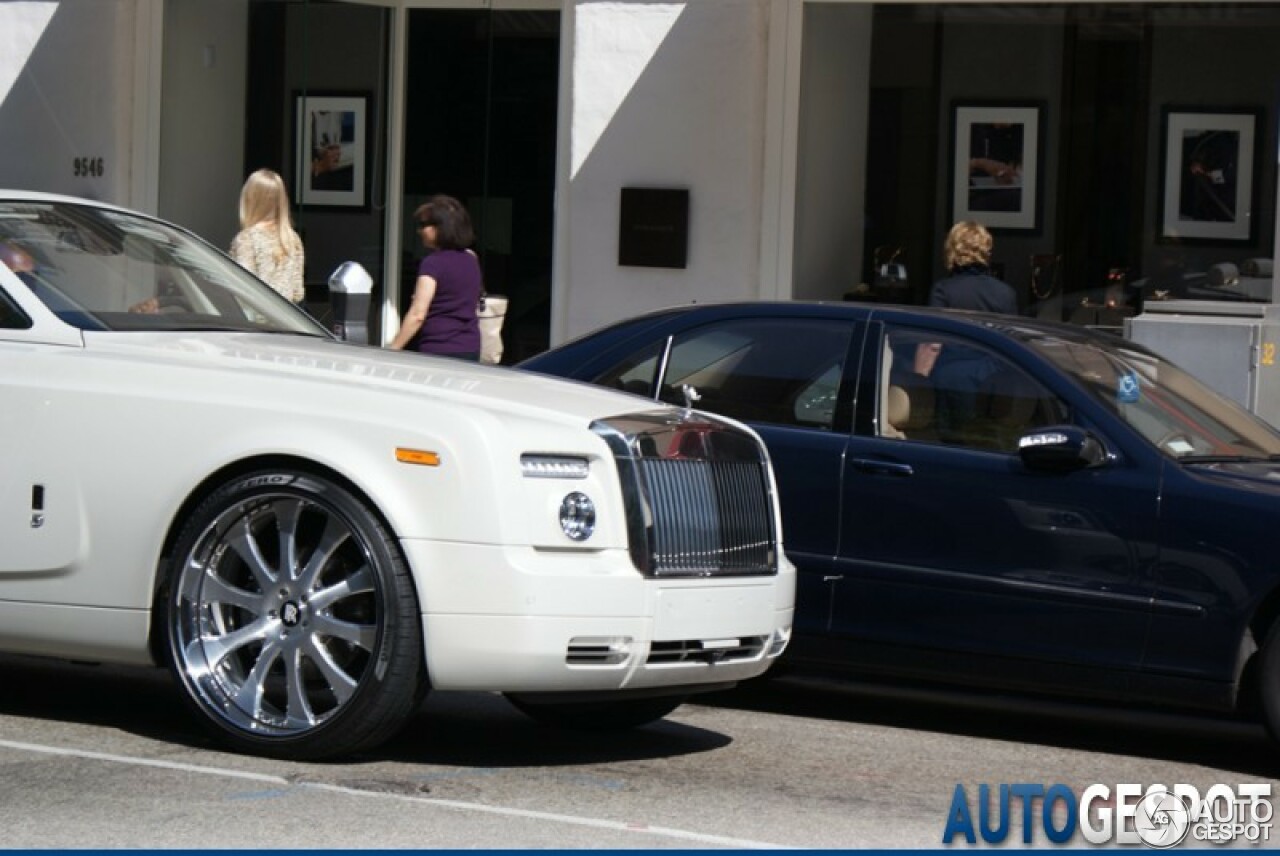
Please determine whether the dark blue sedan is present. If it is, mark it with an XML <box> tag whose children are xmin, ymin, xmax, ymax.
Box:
<box><xmin>520</xmin><ymin>301</ymin><xmax>1280</xmax><ymax>740</ymax></box>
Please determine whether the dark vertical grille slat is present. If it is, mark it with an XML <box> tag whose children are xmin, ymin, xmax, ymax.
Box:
<box><xmin>638</xmin><ymin>458</ymin><xmax>773</xmax><ymax>576</ymax></box>
<box><xmin>719</xmin><ymin>460</ymin><xmax>764</xmax><ymax>568</ymax></box>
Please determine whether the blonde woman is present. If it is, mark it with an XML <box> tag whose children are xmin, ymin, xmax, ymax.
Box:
<box><xmin>928</xmin><ymin>221</ymin><xmax>1016</xmax><ymax>314</ymax></box>
<box><xmin>230</xmin><ymin>169</ymin><xmax>305</xmax><ymax>303</ymax></box>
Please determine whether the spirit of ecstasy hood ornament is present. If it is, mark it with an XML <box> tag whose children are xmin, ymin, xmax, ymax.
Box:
<box><xmin>681</xmin><ymin>383</ymin><xmax>702</xmax><ymax>414</ymax></box>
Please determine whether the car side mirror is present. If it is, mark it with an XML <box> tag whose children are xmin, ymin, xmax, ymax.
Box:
<box><xmin>1017</xmin><ymin>425</ymin><xmax>1107</xmax><ymax>473</ymax></box>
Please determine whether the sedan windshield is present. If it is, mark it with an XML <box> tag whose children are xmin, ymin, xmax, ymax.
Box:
<box><xmin>0</xmin><ymin>200</ymin><xmax>329</xmax><ymax>336</ymax></box>
<box><xmin>1031</xmin><ymin>334</ymin><xmax>1280</xmax><ymax>459</ymax></box>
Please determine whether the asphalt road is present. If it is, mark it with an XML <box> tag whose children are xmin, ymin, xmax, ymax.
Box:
<box><xmin>0</xmin><ymin>654</ymin><xmax>1276</xmax><ymax>849</ymax></box>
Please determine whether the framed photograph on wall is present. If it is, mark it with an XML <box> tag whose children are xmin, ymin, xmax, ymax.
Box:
<box><xmin>950</xmin><ymin>103</ymin><xmax>1043</xmax><ymax>233</ymax></box>
<box><xmin>1159</xmin><ymin>107</ymin><xmax>1261</xmax><ymax>244</ymax></box>
<box><xmin>293</xmin><ymin>92</ymin><xmax>369</xmax><ymax>209</ymax></box>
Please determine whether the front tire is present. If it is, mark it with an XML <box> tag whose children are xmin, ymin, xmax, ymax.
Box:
<box><xmin>505</xmin><ymin>694</ymin><xmax>686</xmax><ymax>731</ymax></box>
<box><xmin>163</xmin><ymin>470</ymin><xmax>423</xmax><ymax>760</ymax></box>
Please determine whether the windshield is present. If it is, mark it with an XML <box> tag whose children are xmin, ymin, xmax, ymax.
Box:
<box><xmin>0</xmin><ymin>200</ymin><xmax>329</xmax><ymax>336</ymax></box>
<box><xmin>1031</xmin><ymin>334</ymin><xmax>1280</xmax><ymax>460</ymax></box>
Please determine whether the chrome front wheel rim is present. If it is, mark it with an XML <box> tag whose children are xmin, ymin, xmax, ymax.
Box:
<box><xmin>171</xmin><ymin>492</ymin><xmax>382</xmax><ymax>737</ymax></box>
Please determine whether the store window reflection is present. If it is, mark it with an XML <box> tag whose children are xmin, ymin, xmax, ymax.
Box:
<box><xmin>859</xmin><ymin>3</ymin><xmax>1277</xmax><ymax>326</ymax></box>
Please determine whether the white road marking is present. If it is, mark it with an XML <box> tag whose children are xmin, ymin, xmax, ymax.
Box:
<box><xmin>0</xmin><ymin>738</ymin><xmax>286</xmax><ymax>782</ymax></box>
<box><xmin>0</xmin><ymin>738</ymin><xmax>786</xmax><ymax>849</ymax></box>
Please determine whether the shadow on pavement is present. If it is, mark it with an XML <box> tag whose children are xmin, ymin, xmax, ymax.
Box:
<box><xmin>701</xmin><ymin>673</ymin><xmax>1280</xmax><ymax>778</ymax></box>
<box><xmin>0</xmin><ymin>654</ymin><xmax>202</xmax><ymax>746</ymax></box>
<box><xmin>0</xmin><ymin>654</ymin><xmax>730</xmax><ymax>767</ymax></box>
<box><xmin>369</xmin><ymin>690</ymin><xmax>730</xmax><ymax>767</ymax></box>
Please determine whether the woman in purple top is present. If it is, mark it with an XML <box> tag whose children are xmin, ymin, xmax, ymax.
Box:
<box><xmin>388</xmin><ymin>194</ymin><xmax>482</xmax><ymax>360</ymax></box>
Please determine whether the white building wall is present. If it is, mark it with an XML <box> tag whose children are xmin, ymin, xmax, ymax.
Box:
<box><xmin>157</xmin><ymin>0</ymin><xmax>248</xmax><ymax>248</ymax></box>
<box><xmin>793</xmin><ymin>2</ymin><xmax>871</xmax><ymax>301</ymax></box>
<box><xmin>0</xmin><ymin>1</ymin><xmax>157</xmax><ymax>208</ymax></box>
<box><xmin>554</xmin><ymin>0</ymin><xmax>776</xmax><ymax>342</ymax></box>
<box><xmin>0</xmin><ymin>0</ymin><xmax>246</xmax><ymax>244</ymax></box>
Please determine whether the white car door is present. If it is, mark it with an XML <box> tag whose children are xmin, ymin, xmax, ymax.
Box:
<box><xmin>0</xmin><ymin>272</ymin><xmax>86</xmax><ymax>579</ymax></box>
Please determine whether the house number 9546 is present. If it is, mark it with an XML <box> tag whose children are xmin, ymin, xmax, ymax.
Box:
<box><xmin>73</xmin><ymin>157</ymin><xmax>105</xmax><ymax>177</ymax></box>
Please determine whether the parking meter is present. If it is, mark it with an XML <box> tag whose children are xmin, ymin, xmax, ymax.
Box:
<box><xmin>328</xmin><ymin>261</ymin><xmax>373</xmax><ymax>344</ymax></box>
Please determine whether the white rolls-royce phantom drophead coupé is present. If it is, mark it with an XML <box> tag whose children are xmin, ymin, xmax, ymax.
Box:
<box><xmin>0</xmin><ymin>192</ymin><xmax>794</xmax><ymax>760</ymax></box>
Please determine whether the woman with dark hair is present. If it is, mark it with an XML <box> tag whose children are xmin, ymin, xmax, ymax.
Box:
<box><xmin>388</xmin><ymin>194</ymin><xmax>482</xmax><ymax>360</ymax></box>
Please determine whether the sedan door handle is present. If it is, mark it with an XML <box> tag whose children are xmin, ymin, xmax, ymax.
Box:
<box><xmin>850</xmin><ymin>457</ymin><xmax>914</xmax><ymax>477</ymax></box>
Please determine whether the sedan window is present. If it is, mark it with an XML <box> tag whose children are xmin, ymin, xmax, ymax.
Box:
<box><xmin>1031</xmin><ymin>335</ymin><xmax>1280</xmax><ymax>458</ymax></box>
<box><xmin>654</xmin><ymin>319</ymin><xmax>853</xmax><ymax>430</ymax></box>
<box><xmin>879</xmin><ymin>326</ymin><xmax>1068</xmax><ymax>453</ymax></box>
<box><xmin>594</xmin><ymin>339</ymin><xmax>665</xmax><ymax>398</ymax></box>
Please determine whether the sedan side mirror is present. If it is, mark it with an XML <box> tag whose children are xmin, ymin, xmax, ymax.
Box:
<box><xmin>1017</xmin><ymin>425</ymin><xmax>1107</xmax><ymax>473</ymax></box>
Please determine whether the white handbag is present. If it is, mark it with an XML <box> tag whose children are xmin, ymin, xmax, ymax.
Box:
<box><xmin>477</xmin><ymin>292</ymin><xmax>508</xmax><ymax>365</ymax></box>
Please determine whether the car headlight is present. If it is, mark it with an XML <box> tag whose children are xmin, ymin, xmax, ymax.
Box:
<box><xmin>559</xmin><ymin>492</ymin><xmax>596</xmax><ymax>541</ymax></box>
<box><xmin>521</xmin><ymin>454</ymin><xmax>589</xmax><ymax>479</ymax></box>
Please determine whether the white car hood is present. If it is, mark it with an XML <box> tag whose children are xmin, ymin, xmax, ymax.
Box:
<box><xmin>81</xmin><ymin>331</ymin><xmax>659</xmax><ymax>425</ymax></box>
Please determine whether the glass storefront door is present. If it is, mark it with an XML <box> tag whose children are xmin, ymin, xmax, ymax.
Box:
<box><xmin>402</xmin><ymin>8</ymin><xmax>560</xmax><ymax>362</ymax></box>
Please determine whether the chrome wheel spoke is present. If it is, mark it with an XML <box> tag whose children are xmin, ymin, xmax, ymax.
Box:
<box><xmin>308</xmin><ymin>563</ymin><xmax>374</xmax><ymax>613</ymax></box>
<box><xmin>232</xmin><ymin>635</ymin><xmax>284</xmax><ymax>717</ymax></box>
<box><xmin>282</xmin><ymin>648</ymin><xmax>319</xmax><ymax>729</ymax></box>
<box><xmin>193</xmin><ymin>614</ymin><xmax>271</xmax><ymax>672</ymax></box>
<box><xmin>302</xmin><ymin>635</ymin><xmax>359</xmax><ymax>704</ymax></box>
<box><xmin>199</xmin><ymin>573</ymin><xmax>264</xmax><ymax>615</ymax></box>
<box><xmin>310</xmin><ymin>611</ymin><xmax>377</xmax><ymax>653</ymax></box>
<box><xmin>274</xmin><ymin>499</ymin><xmax>305</xmax><ymax>583</ymax></box>
<box><xmin>226</xmin><ymin>517</ymin><xmax>278</xmax><ymax>591</ymax></box>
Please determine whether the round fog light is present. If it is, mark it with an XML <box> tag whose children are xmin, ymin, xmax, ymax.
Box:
<box><xmin>559</xmin><ymin>492</ymin><xmax>596</xmax><ymax>541</ymax></box>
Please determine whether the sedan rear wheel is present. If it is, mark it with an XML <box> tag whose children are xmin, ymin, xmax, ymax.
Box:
<box><xmin>164</xmin><ymin>470</ymin><xmax>423</xmax><ymax>760</ymax></box>
<box><xmin>1259</xmin><ymin>621</ymin><xmax>1280</xmax><ymax>743</ymax></box>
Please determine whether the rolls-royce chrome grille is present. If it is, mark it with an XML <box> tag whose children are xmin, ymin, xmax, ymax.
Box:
<box><xmin>638</xmin><ymin>458</ymin><xmax>774</xmax><ymax>573</ymax></box>
<box><xmin>592</xmin><ymin>413</ymin><xmax>778</xmax><ymax>577</ymax></box>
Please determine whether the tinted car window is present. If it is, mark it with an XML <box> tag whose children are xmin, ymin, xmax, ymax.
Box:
<box><xmin>594</xmin><ymin>339</ymin><xmax>665</xmax><ymax>398</ymax></box>
<box><xmin>651</xmin><ymin>319</ymin><xmax>852</xmax><ymax>430</ymax></box>
<box><xmin>1030</xmin><ymin>334</ymin><xmax>1280</xmax><ymax>458</ymax></box>
<box><xmin>881</xmin><ymin>325</ymin><xmax>1068</xmax><ymax>452</ymax></box>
